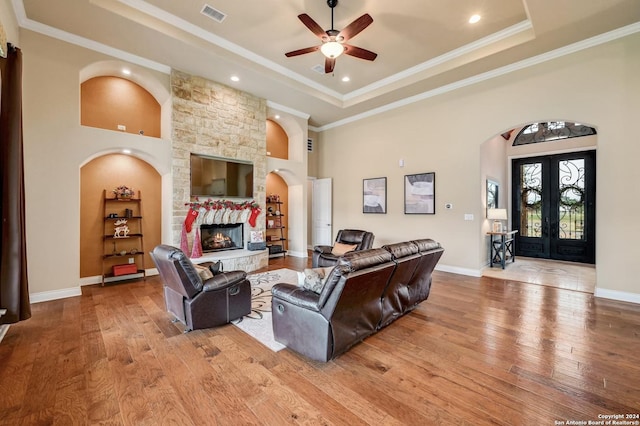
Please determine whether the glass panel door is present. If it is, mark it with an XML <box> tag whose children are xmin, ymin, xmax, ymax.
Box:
<box><xmin>512</xmin><ymin>151</ymin><xmax>595</xmax><ymax>264</ymax></box>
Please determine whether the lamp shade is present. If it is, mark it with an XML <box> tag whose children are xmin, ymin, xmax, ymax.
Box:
<box><xmin>487</xmin><ymin>208</ymin><xmax>508</xmax><ymax>220</ymax></box>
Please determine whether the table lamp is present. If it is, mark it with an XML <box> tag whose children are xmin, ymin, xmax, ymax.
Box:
<box><xmin>487</xmin><ymin>208</ymin><xmax>508</xmax><ymax>232</ymax></box>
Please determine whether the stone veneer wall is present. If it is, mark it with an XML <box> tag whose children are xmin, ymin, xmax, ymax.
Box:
<box><xmin>170</xmin><ymin>70</ymin><xmax>267</xmax><ymax>254</ymax></box>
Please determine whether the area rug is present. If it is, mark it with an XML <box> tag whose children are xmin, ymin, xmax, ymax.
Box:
<box><xmin>231</xmin><ymin>268</ymin><xmax>298</xmax><ymax>352</ymax></box>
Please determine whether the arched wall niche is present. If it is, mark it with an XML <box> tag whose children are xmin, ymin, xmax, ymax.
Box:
<box><xmin>265</xmin><ymin>108</ymin><xmax>309</xmax><ymax>257</ymax></box>
<box><xmin>79</xmin><ymin>152</ymin><xmax>162</xmax><ymax>281</ymax></box>
<box><xmin>266</xmin><ymin>119</ymin><xmax>288</xmax><ymax>159</ymax></box>
<box><xmin>79</xmin><ymin>60</ymin><xmax>171</xmax><ymax>139</ymax></box>
<box><xmin>81</xmin><ymin>76</ymin><xmax>161</xmax><ymax>137</ymax></box>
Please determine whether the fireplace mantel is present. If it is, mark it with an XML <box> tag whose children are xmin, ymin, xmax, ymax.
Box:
<box><xmin>190</xmin><ymin>248</ymin><xmax>268</xmax><ymax>273</ymax></box>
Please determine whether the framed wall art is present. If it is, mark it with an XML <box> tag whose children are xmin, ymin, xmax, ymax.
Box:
<box><xmin>404</xmin><ymin>172</ymin><xmax>435</xmax><ymax>214</ymax></box>
<box><xmin>363</xmin><ymin>177</ymin><xmax>387</xmax><ymax>213</ymax></box>
<box><xmin>486</xmin><ymin>178</ymin><xmax>499</xmax><ymax>215</ymax></box>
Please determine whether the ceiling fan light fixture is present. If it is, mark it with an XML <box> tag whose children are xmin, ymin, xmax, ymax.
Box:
<box><xmin>320</xmin><ymin>41</ymin><xmax>344</xmax><ymax>58</ymax></box>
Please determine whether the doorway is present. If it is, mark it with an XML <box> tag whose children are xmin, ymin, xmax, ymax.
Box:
<box><xmin>511</xmin><ymin>150</ymin><xmax>596</xmax><ymax>264</ymax></box>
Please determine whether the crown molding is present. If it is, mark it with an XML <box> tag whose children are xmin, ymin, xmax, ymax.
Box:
<box><xmin>266</xmin><ymin>101</ymin><xmax>310</xmax><ymax>120</ymax></box>
<box><xmin>10</xmin><ymin>1</ymin><xmax>640</xmax><ymax>131</ymax></box>
<box><xmin>316</xmin><ymin>22</ymin><xmax>640</xmax><ymax>132</ymax></box>
<box><xmin>12</xmin><ymin>0</ymin><xmax>170</xmax><ymax>74</ymax></box>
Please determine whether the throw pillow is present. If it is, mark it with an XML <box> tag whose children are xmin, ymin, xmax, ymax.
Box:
<box><xmin>331</xmin><ymin>242</ymin><xmax>358</xmax><ymax>256</ymax></box>
<box><xmin>193</xmin><ymin>264</ymin><xmax>213</xmax><ymax>281</ymax></box>
<box><xmin>302</xmin><ymin>267</ymin><xmax>335</xmax><ymax>294</ymax></box>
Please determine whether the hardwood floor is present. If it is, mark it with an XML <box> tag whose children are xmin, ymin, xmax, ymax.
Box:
<box><xmin>1</xmin><ymin>255</ymin><xmax>639</xmax><ymax>425</ymax></box>
<box><xmin>482</xmin><ymin>257</ymin><xmax>596</xmax><ymax>294</ymax></box>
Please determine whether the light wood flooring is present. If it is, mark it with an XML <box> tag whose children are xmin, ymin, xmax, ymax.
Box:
<box><xmin>1</xmin><ymin>255</ymin><xmax>639</xmax><ymax>425</ymax></box>
<box><xmin>483</xmin><ymin>257</ymin><xmax>596</xmax><ymax>293</ymax></box>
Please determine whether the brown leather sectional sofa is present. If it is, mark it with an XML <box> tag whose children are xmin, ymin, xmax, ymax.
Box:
<box><xmin>271</xmin><ymin>239</ymin><xmax>444</xmax><ymax>362</ymax></box>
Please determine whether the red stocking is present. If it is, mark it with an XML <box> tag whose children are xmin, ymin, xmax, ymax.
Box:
<box><xmin>184</xmin><ymin>208</ymin><xmax>199</xmax><ymax>233</ymax></box>
<box><xmin>248</xmin><ymin>208</ymin><xmax>260</xmax><ymax>227</ymax></box>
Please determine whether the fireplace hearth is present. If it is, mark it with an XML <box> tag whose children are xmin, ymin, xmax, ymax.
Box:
<box><xmin>200</xmin><ymin>223</ymin><xmax>244</xmax><ymax>252</ymax></box>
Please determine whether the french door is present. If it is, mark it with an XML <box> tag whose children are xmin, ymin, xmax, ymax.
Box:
<box><xmin>512</xmin><ymin>151</ymin><xmax>596</xmax><ymax>264</ymax></box>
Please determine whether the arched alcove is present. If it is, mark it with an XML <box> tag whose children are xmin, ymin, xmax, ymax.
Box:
<box><xmin>265</xmin><ymin>109</ymin><xmax>309</xmax><ymax>257</ymax></box>
<box><xmin>80</xmin><ymin>153</ymin><xmax>162</xmax><ymax>280</ymax></box>
<box><xmin>266</xmin><ymin>119</ymin><xmax>288</xmax><ymax>159</ymax></box>
<box><xmin>79</xmin><ymin>60</ymin><xmax>171</xmax><ymax>139</ymax></box>
<box><xmin>480</xmin><ymin>118</ymin><xmax>598</xmax><ymax>287</ymax></box>
<box><xmin>81</xmin><ymin>76</ymin><xmax>161</xmax><ymax>137</ymax></box>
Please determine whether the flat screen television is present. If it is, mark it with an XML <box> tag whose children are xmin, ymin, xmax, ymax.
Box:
<box><xmin>190</xmin><ymin>154</ymin><xmax>254</xmax><ymax>198</ymax></box>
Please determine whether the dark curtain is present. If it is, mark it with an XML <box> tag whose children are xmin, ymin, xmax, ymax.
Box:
<box><xmin>0</xmin><ymin>44</ymin><xmax>31</xmax><ymax>324</ymax></box>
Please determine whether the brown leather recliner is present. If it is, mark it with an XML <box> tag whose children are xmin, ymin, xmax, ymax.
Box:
<box><xmin>150</xmin><ymin>245</ymin><xmax>252</xmax><ymax>332</ymax></box>
<box><xmin>271</xmin><ymin>240</ymin><xmax>444</xmax><ymax>362</ymax></box>
<box><xmin>312</xmin><ymin>229</ymin><xmax>375</xmax><ymax>267</ymax></box>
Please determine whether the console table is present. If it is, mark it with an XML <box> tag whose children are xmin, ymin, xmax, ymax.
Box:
<box><xmin>488</xmin><ymin>230</ymin><xmax>518</xmax><ymax>269</ymax></box>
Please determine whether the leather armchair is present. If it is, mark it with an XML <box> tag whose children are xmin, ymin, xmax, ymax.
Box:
<box><xmin>312</xmin><ymin>229</ymin><xmax>375</xmax><ymax>267</ymax></box>
<box><xmin>150</xmin><ymin>245</ymin><xmax>251</xmax><ymax>332</ymax></box>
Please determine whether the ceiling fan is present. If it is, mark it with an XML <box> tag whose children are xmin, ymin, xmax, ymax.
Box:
<box><xmin>285</xmin><ymin>0</ymin><xmax>377</xmax><ymax>74</ymax></box>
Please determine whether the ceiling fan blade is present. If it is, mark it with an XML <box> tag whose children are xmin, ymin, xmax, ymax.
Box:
<box><xmin>343</xmin><ymin>44</ymin><xmax>377</xmax><ymax>61</ymax></box>
<box><xmin>337</xmin><ymin>14</ymin><xmax>373</xmax><ymax>42</ymax></box>
<box><xmin>325</xmin><ymin>57</ymin><xmax>335</xmax><ymax>73</ymax></box>
<box><xmin>298</xmin><ymin>14</ymin><xmax>329</xmax><ymax>41</ymax></box>
<box><xmin>285</xmin><ymin>46</ymin><xmax>320</xmax><ymax>57</ymax></box>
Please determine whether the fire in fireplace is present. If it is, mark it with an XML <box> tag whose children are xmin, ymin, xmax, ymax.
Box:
<box><xmin>200</xmin><ymin>223</ymin><xmax>244</xmax><ymax>252</ymax></box>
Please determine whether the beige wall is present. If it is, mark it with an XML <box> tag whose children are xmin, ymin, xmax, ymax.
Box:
<box><xmin>307</xmin><ymin>130</ymin><xmax>319</xmax><ymax>178</ymax></box>
<box><xmin>479</xmin><ymin>134</ymin><xmax>508</xmax><ymax>265</ymax></box>
<box><xmin>21</xmin><ymin>30</ymin><xmax>172</xmax><ymax>297</ymax></box>
<box><xmin>12</xmin><ymin>3</ymin><xmax>640</xmax><ymax>302</ymax></box>
<box><xmin>318</xmin><ymin>32</ymin><xmax>640</xmax><ymax>298</ymax></box>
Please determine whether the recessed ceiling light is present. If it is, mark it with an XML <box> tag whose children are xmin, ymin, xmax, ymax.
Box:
<box><xmin>274</xmin><ymin>115</ymin><xmax>280</xmax><ymax>119</ymax></box>
<box><xmin>230</xmin><ymin>75</ymin><xmax>240</xmax><ymax>82</ymax></box>
<box><xmin>122</xmin><ymin>149</ymin><xmax>131</xmax><ymax>154</ymax></box>
<box><xmin>122</xmin><ymin>68</ymin><xmax>131</xmax><ymax>75</ymax></box>
<box><xmin>469</xmin><ymin>14</ymin><xmax>481</xmax><ymax>24</ymax></box>
<box><xmin>342</xmin><ymin>76</ymin><xmax>350</xmax><ymax>82</ymax></box>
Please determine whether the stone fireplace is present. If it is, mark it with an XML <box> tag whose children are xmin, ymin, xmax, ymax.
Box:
<box><xmin>200</xmin><ymin>223</ymin><xmax>244</xmax><ymax>252</ymax></box>
<box><xmin>170</xmin><ymin>70</ymin><xmax>269</xmax><ymax>272</ymax></box>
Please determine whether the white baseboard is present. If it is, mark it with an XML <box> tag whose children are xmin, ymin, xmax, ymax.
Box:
<box><xmin>32</xmin><ymin>269</ymin><xmax>160</xmax><ymax>304</ymax></box>
<box><xmin>435</xmin><ymin>264</ymin><xmax>483</xmax><ymax>277</ymax></box>
<box><xmin>30</xmin><ymin>287</ymin><xmax>82</xmax><ymax>304</ymax></box>
<box><xmin>80</xmin><ymin>268</ymin><xmax>158</xmax><ymax>287</ymax></box>
<box><xmin>594</xmin><ymin>288</ymin><xmax>640</xmax><ymax>304</ymax></box>
<box><xmin>286</xmin><ymin>250</ymin><xmax>308</xmax><ymax>258</ymax></box>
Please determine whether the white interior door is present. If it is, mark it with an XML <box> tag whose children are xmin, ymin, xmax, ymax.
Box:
<box><xmin>312</xmin><ymin>178</ymin><xmax>332</xmax><ymax>246</ymax></box>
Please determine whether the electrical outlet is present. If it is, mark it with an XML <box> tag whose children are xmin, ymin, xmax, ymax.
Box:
<box><xmin>464</xmin><ymin>214</ymin><xmax>474</xmax><ymax>221</ymax></box>
<box><xmin>128</xmin><ymin>257</ymin><xmax>135</xmax><ymax>264</ymax></box>
<box><xmin>117</xmin><ymin>124</ymin><xmax>126</xmax><ymax>131</ymax></box>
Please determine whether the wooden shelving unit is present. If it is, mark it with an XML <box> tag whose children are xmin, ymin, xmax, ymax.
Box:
<box><xmin>102</xmin><ymin>189</ymin><xmax>146</xmax><ymax>285</ymax></box>
<box><xmin>265</xmin><ymin>196</ymin><xmax>286</xmax><ymax>258</ymax></box>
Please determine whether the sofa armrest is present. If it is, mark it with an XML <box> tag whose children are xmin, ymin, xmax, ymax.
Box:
<box><xmin>313</xmin><ymin>245</ymin><xmax>333</xmax><ymax>254</ymax></box>
<box><xmin>271</xmin><ymin>283</ymin><xmax>321</xmax><ymax>312</ymax></box>
<box><xmin>202</xmin><ymin>270</ymin><xmax>247</xmax><ymax>292</ymax></box>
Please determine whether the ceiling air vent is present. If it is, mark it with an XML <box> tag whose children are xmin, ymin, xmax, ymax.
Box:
<box><xmin>311</xmin><ymin>64</ymin><xmax>325</xmax><ymax>74</ymax></box>
<box><xmin>201</xmin><ymin>4</ymin><xmax>227</xmax><ymax>23</ymax></box>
